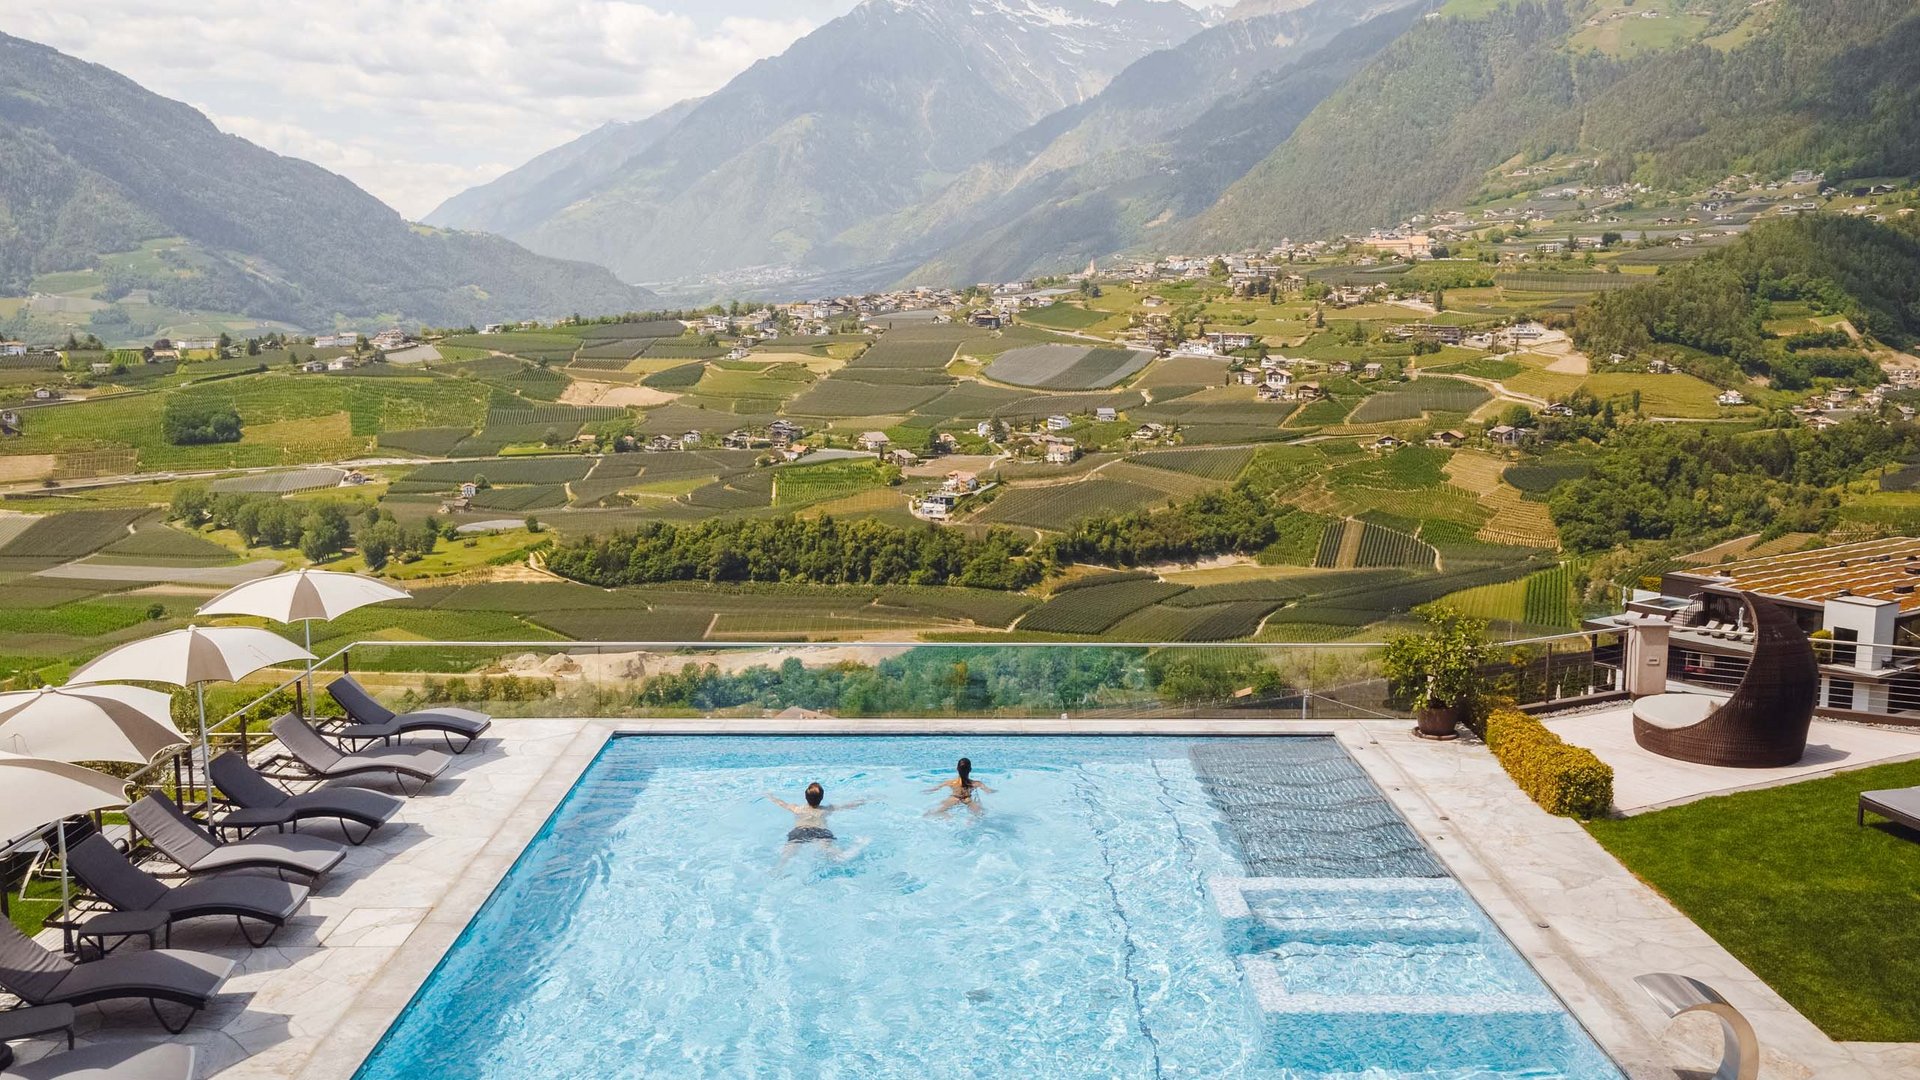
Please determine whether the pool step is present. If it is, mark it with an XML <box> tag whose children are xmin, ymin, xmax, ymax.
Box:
<box><xmin>1189</xmin><ymin>741</ymin><xmax>1446</xmax><ymax>879</ymax></box>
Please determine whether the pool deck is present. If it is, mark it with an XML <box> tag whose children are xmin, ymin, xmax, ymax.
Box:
<box><xmin>1543</xmin><ymin>702</ymin><xmax>1920</xmax><ymax>814</ymax></box>
<box><xmin>15</xmin><ymin>717</ymin><xmax>1919</xmax><ymax>1080</ymax></box>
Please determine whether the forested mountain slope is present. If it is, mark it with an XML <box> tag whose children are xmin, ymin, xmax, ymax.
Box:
<box><xmin>0</xmin><ymin>33</ymin><xmax>652</xmax><ymax>329</ymax></box>
<box><xmin>834</xmin><ymin>0</ymin><xmax>1430</xmax><ymax>286</ymax></box>
<box><xmin>1182</xmin><ymin>0</ymin><xmax>1920</xmax><ymax>249</ymax></box>
<box><xmin>478</xmin><ymin>0</ymin><xmax>1206</xmax><ymax>284</ymax></box>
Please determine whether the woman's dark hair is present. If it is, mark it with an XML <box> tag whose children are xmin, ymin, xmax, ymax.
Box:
<box><xmin>956</xmin><ymin>757</ymin><xmax>973</xmax><ymax>791</ymax></box>
<box><xmin>805</xmin><ymin>782</ymin><xmax>824</xmax><ymax>807</ymax></box>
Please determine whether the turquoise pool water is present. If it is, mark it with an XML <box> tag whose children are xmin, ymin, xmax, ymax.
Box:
<box><xmin>355</xmin><ymin>736</ymin><xmax>1623</xmax><ymax>1079</ymax></box>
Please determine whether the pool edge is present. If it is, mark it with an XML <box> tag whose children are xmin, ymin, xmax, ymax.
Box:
<box><xmin>295</xmin><ymin>718</ymin><xmax>1673</xmax><ymax>1080</ymax></box>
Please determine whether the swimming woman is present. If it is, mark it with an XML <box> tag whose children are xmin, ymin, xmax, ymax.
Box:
<box><xmin>926</xmin><ymin>757</ymin><xmax>992</xmax><ymax>816</ymax></box>
<box><xmin>766</xmin><ymin>782</ymin><xmax>865</xmax><ymax>863</ymax></box>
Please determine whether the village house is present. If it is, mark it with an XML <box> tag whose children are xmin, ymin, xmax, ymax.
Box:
<box><xmin>1231</xmin><ymin>369</ymin><xmax>1259</xmax><ymax>386</ymax></box>
<box><xmin>1046</xmin><ymin>415</ymin><xmax>1071</xmax><ymax>432</ymax></box>
<box><xmin>0</xmin><ymin>341</ymin><xmax>27</xmax><ymax>357</ymax></box>
<box><xmin>1130</xmin><ymin>422</ymin><xmax>1167</xmax><ymax>441</ymax></box>
<box><xmin>1291</xmin><ymin>382</ymin><xmax>1325</xmax><ymax>402</ymax></box>
<box><xmin>370</xmin><ymin>330</ymin><xmax>410</xmax><ymax>352</ymax></box>
<box><xmin>1488</xmin><ymin>424</ymin><xmax>1529</xmax><ymax>447</ymax></box>
<box><xmin>313</xmin><ymin>333</ymin><xmax>356</xmax><ymax>349</ymax></box>
<box><xmin>1206</xmin><ymin>331</ymin><xmax>1258</xmax><ymax>353</ymax></box>
<box><xmin>0</xmin><ymin>410</ymin><xmax>20</xmax><ymax>435</ymax></box>
<box><xmin>646</xmin><ymin>435</ymin><xmax>677</xmax><ymax>452</ymax></box>
<box><xmin>1361</xmin><ymin>363</ymin><xmax>1384</xmax><ymax>380</ymax></box>
<box><xmin>723</xmin><ymin>430</ymin><xmax>769</xmax><ymax>450</ymax></box>
<box><xmin>459</xmin><ymin>482</ymin><xmax>479</xmax><ymax>499</ymax></box>
<box><xmin>1095</xmin><ymin>407</ymin><xmax>1117</xmax><ymax>423</ymax></box>
<box><xmin>677</xmin><ymin>431</ymin><xmax>702</xmax><ymax>450</ymax></box>
<box><xmin>858</xmin><ymin>431</ymin><xmax>891</xmax><ymax>452</ymax></box>
<box><xmin>727</xmin><ymin>345</ymin><xmax>751</xmax><ymax>361</ymax></box>
<box><xmin>1716</xmin><ymin>390</ymin><xmax>1748</xmax><ymax>407</ymax></box>
<box><xmin>914</xmin><ymin>492</ymin><xmax>960</xmax><ymax>521</ymax></box>
<box><xmin>944</xmin><ymin>471</ymin><xmax>980</xmax><ymax>493</ymax></box>
<box><xmin>967</xmin><ymin>311</ymin><xmax>1002</xmax><ymax>329</ymax></box>
<box><xmin>1263</xmin><ymin>369</ymin><xmax>1291</xmax><ymax>391</ymax></box>
<box><xmin>1544</xmin><ymin>402</ymin><xmax>1575</xmax><ymax>418</ymax></box>
<box><xmin>302</xmin><ymin>359</ymin><xmax>327</xmax><ymax>373</ymax></box>
<box><xmin>1044</xmin><ymin>438</ymin><xmax>1079</xmax><ymax>465</ymax></box>
<box><xmin>89</xmin><ymin>362</ymin><xmax>112</xmax><ymax>376</ymax></box>
<box><xmin>932</xmin><ymin>432</ymin><xmax>958</xmax><ymax>454</ymax></box>
<box><xmin>1369</xmin><ymin>435</ymin><xmax>1404</xmax><ymax>452</ymax></box>
<box><xmin>32</xmin><ymin>387</ymin><xmax>60</xmax><ymax>401</ymax></box>
<box><xmin>326</xmin><ymin>357</ymin><xmax>355</xmax><ymax>372</ymax></box>
<box><xmin>974</xmin><ymin>420</ymin><xmax>994</xmax><ymax>438</ymax></box>
<box><xmin>1427</xmin><ymin>430</ymin><xmax>1466</xmax><ymax>448</ymax></box>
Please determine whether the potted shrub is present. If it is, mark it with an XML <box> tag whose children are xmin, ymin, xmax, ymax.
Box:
<box><xmin>1382</xmin><ymin>607</ymin><xmax>1490</xmax><ymax>740</ymax></box>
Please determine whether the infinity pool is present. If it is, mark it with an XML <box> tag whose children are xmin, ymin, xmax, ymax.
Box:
<box><xmin>355</xmin><ymin>736</ymin><xmax>1622</xmax><ymax>1079</ymax></box>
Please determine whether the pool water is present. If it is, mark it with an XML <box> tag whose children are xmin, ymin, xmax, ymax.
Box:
<box><xmin>355</xmin><ymin>736</ymin><xmax>1622</xmax><ymax>1079</ymax></box>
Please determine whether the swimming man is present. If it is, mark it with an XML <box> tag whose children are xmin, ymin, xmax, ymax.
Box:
<box><xmin>766</xmin><ymin>782</ymin><xmax>865</xmax><ymax>863</ymax></box>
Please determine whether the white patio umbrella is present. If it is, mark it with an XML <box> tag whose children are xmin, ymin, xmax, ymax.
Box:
<box><xmin>66</xmin><ymin>626</ymin><xmax>314</xmax><ymax>789</ymax></box>
<box><xmin>198</xmin><ymin>569</ymin><xmax>410</xmax><ymax>701</ymax></box>
<box><xmin>0</xmin><ymin>685</ymin><xmax>186</xmax><ymax>765</ymax></box>
<box><xmin>0</xmin><ymin>752</ymin><xmax>129</xmax><ymax>914</ymax></box>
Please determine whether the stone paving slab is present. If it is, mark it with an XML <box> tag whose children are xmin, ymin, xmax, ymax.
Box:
<box><xmin>1544</xmin><ymin>705</ymin><xmax>1920</xmax><ymax>813</ymax></box>
<box><xmin>5</xmin><ymin>716</ymin><xmax>1913</xmax><ymax>1080</ymax></box>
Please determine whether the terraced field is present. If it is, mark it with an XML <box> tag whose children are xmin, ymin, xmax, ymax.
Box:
<box><xmin>1128</xmin><ymin>446</ymin><xmax>1255</xmax><ymax>481</ymax></box>
<box><xmin>984</xmin><ymin>344</ymin><xmax>1152</xmax><ymax>390</ymax></box>
<box><xmin>969</xmin><ymin>476</ymin><xmax>1182</xmax><ymax>530</ymax></box>
<box><xmin>1443</xmin><ymin>451</ymin><xmax>1561</xmax><ymax>549</ymax></box>
<box><xmin>1018</xmin><ymin>579</ymin><xmax>1191</xmax><ymax>635</ymax></box>
<box><xmin>1347</xmin><ymin>378</ymin><xmax>1490</xmax><ymax>423</ymax></box>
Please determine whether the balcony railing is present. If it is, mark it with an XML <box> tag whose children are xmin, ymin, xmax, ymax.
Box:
<box><xmin>117</xmin><ymin>632</ymin><xmax>1626</xmax><ymax>806</ymax></box>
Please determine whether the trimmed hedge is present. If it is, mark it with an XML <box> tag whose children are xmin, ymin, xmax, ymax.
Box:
<box><xmin>1484</xmin><ymin>707</ymin><xmax>1614</xmax><ymax>819</ymax></box>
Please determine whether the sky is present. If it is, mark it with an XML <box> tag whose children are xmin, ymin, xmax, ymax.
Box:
<box><xmin>2</xmin><ymin>0</ymin><xmax>1225</xmax><ymax>220</ymax></box>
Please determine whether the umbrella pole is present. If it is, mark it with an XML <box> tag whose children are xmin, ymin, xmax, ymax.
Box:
<box><xmin>56</xmin><ymin>820</ymin><xmax>70</xmax><ymax>953</ymax></box>
<box><xmin>196</xmin><ymin>681</ymin><xmax>210</xmax><ymax>810</ymax></box>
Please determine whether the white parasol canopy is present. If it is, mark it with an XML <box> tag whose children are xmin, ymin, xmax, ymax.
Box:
<box><xmin>0</xmin><ymin>752</ymin><xmax>128</xmax><ymax>840</ymax></box>
<box><xmin>68</xmin><ymin>624</ymin><xmax>315</xmax><ymax>688</ymax></box>
<box><xmin>0</xmin><ymin>685</ymin><xmax>185</xmax><ymax>765</ymax></box>
<box><xmin>0</xmin><ymin>751</ymin><xmax>130</xmax><ymax>913</ymax></box>
<box><xmin>199</xmin><ymin>569</ymin><xmax>410</xmax><ymax>624</ymax></box>
<box><xmin>66</xmin><ymin>625</ymin><xmax>314</xmax><ymax>789</ymax></box>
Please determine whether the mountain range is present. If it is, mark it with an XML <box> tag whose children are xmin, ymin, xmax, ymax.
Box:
<box><xmin>431</xmin><ymin>0</ymin><xmax>1920</xmax><ymax>297</ymax></box>
<box><xmin>6</xmin><ymin>0</ymin><xmax>1918</xmax><ymax>328</ymax></box>
<box><xmin>0</xmin><ymin>32</ymin><xmax>653</xmax><ymax>335</ymax></box>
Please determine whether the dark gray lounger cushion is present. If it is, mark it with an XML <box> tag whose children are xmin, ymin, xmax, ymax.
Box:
<box><xmin>2</xmin><ymin>1042</ymin><xmax>195</xmax><ymax>1080</ymax></box>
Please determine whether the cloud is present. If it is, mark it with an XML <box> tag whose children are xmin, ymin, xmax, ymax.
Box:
<box><xmin>3</xmin><ymin>0</ymin><xmax>1230</xmax><ymax>217</ymax></box>
<box><xmin>2</xmin><ymin>1</ymin><xmax>820</xmax><ymax>217</ymax></box>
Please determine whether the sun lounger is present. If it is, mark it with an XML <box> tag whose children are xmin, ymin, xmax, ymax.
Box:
<box><xmin>1859</xmin><ymin>786</ymin><xmax>1920</xmax><ymax>833</ymax></box>
<box><xmin>327</xmin><ymin>676</ymin><xmax>491</xmax><ymax>752</ymax></box>
<box><xmin>67</xmin><ymin>835</ymin><xmax>307</xmax><ymax>948</ymax></box>
<box><xmin>0</xmin><ymin>921</ymin><xmax>231</xmax><ymax>1035</ymax></box>
<box><xmin>269</xmin><ymin>713</ymin><xmax>450</xmax><ymax>795</ymax></box>
<box><xmin>125</xmin><ymin>794</ymin><xmax>343</xmax><ymax>880</ymax></box>
<box><xmin>209</xmin><ymin>752</ymin><xmax>400</xmax><ymax>846</ymax></box>
<box><xmin>1</xmin><ymin>1041</ymin><xmax>195</xmax><ymax>1080</ymax></box>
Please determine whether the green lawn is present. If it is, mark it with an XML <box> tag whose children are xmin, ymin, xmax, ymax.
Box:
<box><xmin>1587</xmin><ymin>759</ymin><xmax>1920</xmax><ymax>1041</ymax></box>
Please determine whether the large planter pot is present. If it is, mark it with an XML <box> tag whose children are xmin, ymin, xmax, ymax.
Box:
<box><xmin>1414</xmin><ymin>703</ymin><xmax>1467</xmax><ymax>740</ymax></box>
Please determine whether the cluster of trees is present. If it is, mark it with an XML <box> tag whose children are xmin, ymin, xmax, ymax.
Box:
<box><xmin>168</xmin><ymin>486</ymin><xmax>370</xmax><ymax>561</ymax></box>
<box><xmin>161</xmin><ymin>397</ymin><xmax>243</xmax><ymax>445</ymax></box>
<box><xmin>168</xmin><ymin>485</ymin><xmax>446</xmax><ymax>565</ymax></box>
<box><xmin>352</xmin><ymin>510</ymin><xmax>445</xmax><ymax>570</ymax></box>
<box><xmin>545</xmin><ymin>516</ymin><xmax>1044</xmax><ymax>590</ymax></box>
<box><xmin>1042</xmin><ymin>488</ymin><xmax>1281</xmax><ymax>568</ymax></box>
<box><xmin>1574</xmin><ymin>217</ymin><xmax>1920</xmax><ymax>384</ymax></box>
<box><xmin>1548</xmin><ymin>419</ymin><xmax>1920</xmax><ymax>553</ymax></box>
